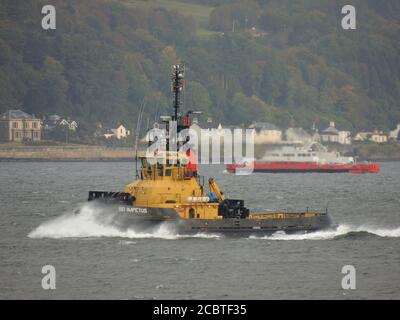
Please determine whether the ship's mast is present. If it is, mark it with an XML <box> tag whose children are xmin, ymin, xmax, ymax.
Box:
<box><xmin>171</xmin><ymin>64</ymin><xmax>184</xmax><ymax>123</ymax></box>
<box><xmin>166</xmin><ymin>64</ymin><xmax>185</xmax><ymax>153</ymax></box>
<box><xmin>168</xmin><ymin>64</ymin><xmax>201</xmax><ymax>154</ymax></box>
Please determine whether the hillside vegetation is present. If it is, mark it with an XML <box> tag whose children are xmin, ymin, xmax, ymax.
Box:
<box><xmin>0</xmin><ymin>0</ymin><xmax>399</xmax><ymax>135</ymax></box>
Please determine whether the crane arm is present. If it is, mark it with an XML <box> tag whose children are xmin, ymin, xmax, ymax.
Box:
<box><xmin>208</xmin><ymin>178</ymin><xmax>225</xmax><ymax>201</ymax></box>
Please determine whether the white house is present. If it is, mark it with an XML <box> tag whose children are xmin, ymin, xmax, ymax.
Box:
<box><xmin>320</xmin><ymin>121</ymin><xmax>339</xmax><ymax>143</ymax></box>
<box><xmin>249</xmin><ymin>122</ymin><xmax>282</xmax><ymax>144</ymax></box>
<box><xmin>104</xmin><ymin>124</ymin><xmax>131</xmax><ymax>140</ymax></box>
<box><xmin>58</xmin><ymin>118</ymin><xmax>78</xmax><ymax>131</ymax></box>
<box><xmin>321</xmin><ymin>121</ymin><xmax>351</xmax><ymax>145</ymax></box>
<box><xmin>189</xmin><ymin>118</ymin><xmax>221</xmax><ymax>142</ymax></box>
<box><xmin>370</xmin><ymin>129</ymin><xmax>388</xmax><ymax>143</ymax></box>
<box><xmin>338</xmin><ymin>130</ymin><xmax>351</xmax><ymax>145</ymax></box>
<box><xmin>354</xmin><ymin>131</ymin><xmax>371</xmax><ymax>142</ymax></box>
<box><xmin>354</xmin><ymin>129</ymin><xmax>388</xmax><ymax>143</ymax></box>
<box><xmin>69</xmin><ymin>121</ymin><xmax>78</xmax><ymax>131</ymax></box>
<box><xmin>389</xmin><ymin>124</ymin><xmax>400</xmax><ymax>141</ymax></box>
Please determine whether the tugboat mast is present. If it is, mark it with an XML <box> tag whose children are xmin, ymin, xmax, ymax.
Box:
<box><xmin>166</xmin><ymin>64</ymin><xmax>186</xmax><ymax>154</ymax></box>
<box><xmin>169</xmin><ymin>64</ymin><xmax>202</xmax><ymax>160</ymax></box>
<box><xmin>171</xmin><ymin>64</ymin><xmax>184</xmax><ymax>123</ymax></box>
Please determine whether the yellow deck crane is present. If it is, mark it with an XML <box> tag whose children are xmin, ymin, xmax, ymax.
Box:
<box><xmin>208</xmin><ymin>178</ymin><xmax>225</xmax><ymax>201</ymax></box>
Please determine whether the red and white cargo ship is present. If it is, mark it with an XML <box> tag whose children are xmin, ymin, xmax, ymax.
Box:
<box><xmin>226</xmin><ymin>142</ymin><xmax>380</xmax><ymax>174</ymax></box>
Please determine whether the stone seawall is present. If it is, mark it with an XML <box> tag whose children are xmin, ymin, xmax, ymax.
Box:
<box><xmin>0</xmin><ymin>146</ymin><xmax>145</xmax><ymax>161</ymax></box>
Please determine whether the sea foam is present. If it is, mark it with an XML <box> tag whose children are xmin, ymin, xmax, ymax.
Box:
<box><xmin>249</xmin><ymin>224</ymin><xmax>400</xmax><ymax>241</ymax></box>
<box><xmin>28</xmin><ymin>203</ymin><xmax>220</xmax><ymax>240</ymax></box>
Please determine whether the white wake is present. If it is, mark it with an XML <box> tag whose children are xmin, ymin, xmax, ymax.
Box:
<box><xmin>28</xmin><ymin>203</ymin><xmax>400</xmax><ymax>241</ymax></box>
<box><xmin>28</xmin><ymin>203</ymin><xmax>221</xmax><ymax>240</ymax></box>
<box><xmin>249</xmin><ymin>224</ymin><xmax>400</xmax><ymax>241</ymax></box>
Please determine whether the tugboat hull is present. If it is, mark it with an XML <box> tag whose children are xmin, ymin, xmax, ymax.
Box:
<box><xmin>94</xmin><ymin>202</ymin><xmax>331</xmax><ymax>235</ymax></box>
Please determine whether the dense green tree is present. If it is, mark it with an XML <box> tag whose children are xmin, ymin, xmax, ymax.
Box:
<box><xmin>185</xmin><ymin>81</ymin><xmax>212</xmax><ymax>116</ymax></box>
<box><xmin>0</xmin><ymin>0</ymin><xmax>399</xmax><ymax>135</ymax></box>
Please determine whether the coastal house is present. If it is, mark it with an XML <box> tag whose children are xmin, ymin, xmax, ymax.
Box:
<box><xmin>0</xmin><ymin>110</ymin><xmax>42</xmax><ymax>142</ymax></box>
<box><xmin>354</xmin><ymin>130</ymin><xmax>388</xmax><ymax>143</ymax></box>
<box><xmin>189</xmin><ymin>117</ymin><xmax>220</xmax><ymax>141</ymax></box>
<box><xmin>320</xmin><ymin>121</ymin><xmax>339</xmax><ymax>143</ymax></box>
<box><xmin>354</xmin><ymin>131</ymin><xmax>371</xmax><ymax>142</ymax></box>
<box><xmin>104</xmin><ymin>124</ymin><xmax>131</xmax><ymax>140</ymax></box>
<box><xmin>389</xmin><ymin>124</ymin><xmax>400</xmax><ymax>141</ymax></box>
<box><xmin>249</xmin><ymin>122</ymin><xmax>282</xmax><ymax>144</ymax></box>
<box><xmin>338</xmin><ymin>131</ymin><xmax>351</xmax><ymax>145</ymax></box>
<box><xmin>311</xmin><ymin>131</ymin><xmax>322</xmax><ymax>143</ymax></box>
<box><xmin>320</xmin><ymin>121</ymin><xmax>351</xmax><ymax>145</ymax></box>
<box><xmin>43</xmin><ymin>115</ymin><xmax>78</xmax><ymax>132</ymax></box>
<box><xmin>370</xmin><ymin>129</ymin><xmax>388</xmax><ymax>143</ymax></box>
<box><xmin>188</xmin><ymin>119</ymin><xmax>246</xmax><ymax>150</ymax></box>
<box><xmin>59</xmin><ymin>119</ymin><xmax>78</xmax><ymax>131</ymax></box>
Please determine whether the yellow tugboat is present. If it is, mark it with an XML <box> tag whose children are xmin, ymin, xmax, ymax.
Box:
<box><xmin>87</xmin><ymin>65</ymin><xmax>331</xmax><ymax>235</ymax></box>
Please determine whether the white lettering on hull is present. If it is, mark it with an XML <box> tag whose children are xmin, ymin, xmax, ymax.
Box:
<box><xmin>118</xmin><ymin>206</ymin><xmax>149</xmax><ymax>215</ymax></box>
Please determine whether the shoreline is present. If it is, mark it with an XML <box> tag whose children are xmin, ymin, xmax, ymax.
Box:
<box><xmin>0</xmin><ymin>158</ymin><xmax>136</xmax><ymax>162</ymax></box>
<box><xmin>0</xmin><ymin>157</ymin><xmax>399</xmax><ymax>163</ymax></box>
<box><xmin>0</xmin><ymin>145</ymin><xmax>145</xmax><ymax>162</ymax></box>
<box><xmin>1</xmin><ymin>145</ymin><xmax>400</xmax><ymax>162</ymax></box>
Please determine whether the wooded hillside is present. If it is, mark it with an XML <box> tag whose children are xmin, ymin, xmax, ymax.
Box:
<box><xmin>0</xmin><ymin>0</ymin><xmax>399</xmax><ymax>134</ymax></box>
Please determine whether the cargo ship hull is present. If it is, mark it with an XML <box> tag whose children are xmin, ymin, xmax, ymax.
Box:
<box><xmin>227</xmin><ymin>162</ymin><xmax>380</xmax><ymax>174</ymax></box>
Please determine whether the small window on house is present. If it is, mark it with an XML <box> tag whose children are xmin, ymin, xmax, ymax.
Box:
<box><xmin>13</xmin><ymin>122</ymin><xmax>18</xmax><ymax>129</ymax></box>
<box><xmin>25</xmin><ymin>122</ymin><xmax>29</xmax><ymax>129</ymax></box>
<box><xmin>33</xmin><ymin>122</ymin><xmax>38</xmax><ymax>129</ymax></box>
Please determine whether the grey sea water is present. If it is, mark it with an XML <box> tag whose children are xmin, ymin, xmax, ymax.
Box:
<box><xmin>0</xmin><ymin>161</ymin><xmax>399</xmax><ymax>299</ymax></box>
